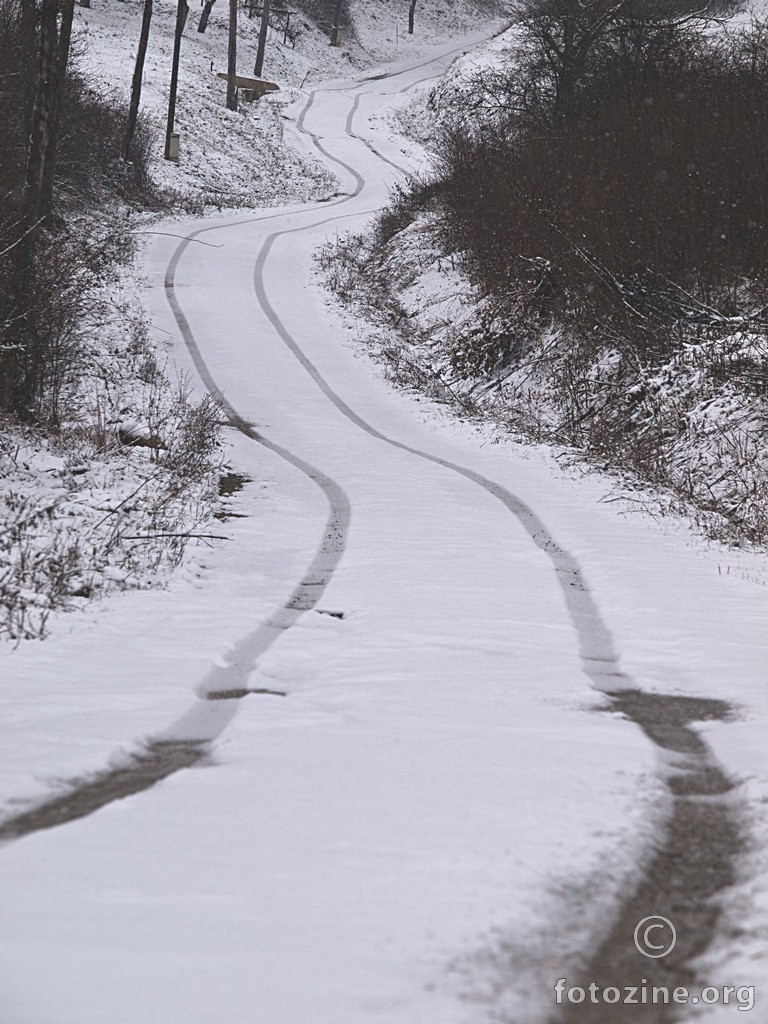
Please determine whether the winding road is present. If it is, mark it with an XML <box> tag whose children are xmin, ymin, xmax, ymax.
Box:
<box><xmin>1</xmin><ymin>35</ymin><xmax>766</xmax><ymax>1024</ymax></box>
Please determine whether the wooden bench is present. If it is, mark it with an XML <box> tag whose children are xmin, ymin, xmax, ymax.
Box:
<box><xmin>216</xmin><ymin>73</ymin><xmax>279</xmax><ymax>102</ymax></box>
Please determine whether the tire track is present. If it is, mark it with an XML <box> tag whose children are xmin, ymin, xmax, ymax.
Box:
<box><xmin>285</xmin><ymin>70</ymin><xmax>635</xmax><ymax>687</ymax></box>
<box><xmin>279</xmin><ymin>76</ymin><xmax>744</xmax><ymax>1019</ymax></box>
<box><xmin>0</xmin><ymin>86</ymin><xmax>356</xmax><ymax>844</ymax></box>
<box><xmin>554</xmin><ymin>694</ymin><xmax>739</xmax><ymax>1024</ymax></box>
<box><xmin>345</xmin><ymin>95</ymin><xmax>410</xmax><ymax>174</ymax></box>
<box><xmin>0</xmin><ymin>44</ymin><xmax>472</xmax><ymax>842</ymax></box>
<box><xmin>0</xmin><ymin>49</ymin><xmax>449</xmax><ymax>841</ymax></box>
<box><xmin>320</xmin><ymin>35</ymin><xmax>490</xmax><ymax>94</ymax></box>
<box><xmin>0</xmin><ymin>58</ymin><xmax>744</xmax><ymax>1020</ymax></box>
<box><xmin>268</xmin><ymin>89</ymin><xmax>632</xmax><ymax>695</ymax></box>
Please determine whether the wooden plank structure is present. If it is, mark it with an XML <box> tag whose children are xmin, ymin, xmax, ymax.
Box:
<box><xmin>216</xmin><ymin>72</ymin><xmax>279</xmax><ymax>102</ymax></box>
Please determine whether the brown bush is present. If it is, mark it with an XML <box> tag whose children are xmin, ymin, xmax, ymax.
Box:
<box><xmin>429</xmin><ymin>14</ymin><xmax>768</xmax><ymax>368</ymax></box>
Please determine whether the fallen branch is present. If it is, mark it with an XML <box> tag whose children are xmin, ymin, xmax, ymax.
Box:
<box><xmin>122</xmin><ymin>532</ymin><xmax>228</xmax><ymax>540</ymax></box>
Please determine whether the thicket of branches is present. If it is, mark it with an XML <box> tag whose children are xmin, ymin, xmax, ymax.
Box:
<box><xmin>383</xmin><ymin>1</ymin><xmax>768</xmax><ymax>373</ymax></box>
<box><xmin>333</xmin><ymin>1</ymin><xmax>768</xmax><ymax>541</ymax></box>
<box><xmin>0</xmin><ymin>0</ymin><xmax>157</xmax><ymax>422</ymax></box>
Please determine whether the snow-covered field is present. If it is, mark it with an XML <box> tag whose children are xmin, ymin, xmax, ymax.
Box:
<box><xmin>1</xmin><ymin>15</ymin><xmax>768</xmax><ymax>1024</ymax></box>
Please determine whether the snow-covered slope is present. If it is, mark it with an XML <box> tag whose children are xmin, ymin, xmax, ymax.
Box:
<box><xmin>75</xmin><ymin>0</ymin><xmax>505</xmax><ymax>205</ymax></box>
<box><xmin>1</xmin><ymin>39</ymin><xmax>767</xmax><ymax>1024</ymax></box>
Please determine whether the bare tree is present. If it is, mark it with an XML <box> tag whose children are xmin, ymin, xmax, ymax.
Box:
<box><xmin>7</xmin><ymin>0</ymin><xmax>77</xmax><ymax>415</ymax></box>
<box><xmin>24</xmin><ymin>0</ymin><xmax>76</xmax><ymax>227</ymax></box>
<box><xmin>516</xmin><ymin>0</ymin><xmax>629</xmax><ymax>118</ymax></box>
<box><xmin>124</xmin><ymin>0</ymin><xmax>153</xmax><ymax>161</ymax></box>
<box><xmin>514</xmin><ymin>0</ymin><xmax>716</xmax><ymax>121</ymax></box>
<box><xmin>226</xmin><ymin>0</ymin><xmax>237</xmax><ymax>109</ymax></box>
<box><xmin>409</xmin><ymin>0</ymin><xmax>416</xmax><ymax>34</ymax></box>
<box><xmin>198</xmin><ymin>0</ymin><xmax>216</xmax><ymax>32</ymax></box>
<box><xmin>19</xmin><ymin>0</ymin><xmax>37</xmax><ymax>138</ymax></box>
<box><xmin>254</xmin><ymin>0</ymin><xmax>271</xmax><ymax>74</ymax></box>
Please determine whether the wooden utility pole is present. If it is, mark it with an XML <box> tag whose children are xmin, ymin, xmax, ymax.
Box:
<box><xmin>124</xmin><ymin>0</ymin><xmax>153</xmax><ymax>161</ymax></box>
<box><xmin>164</xmin><ymin>0</ymin><xmax>189</xmax><ymax>160</ymax></box>
<box><xmin>408</xmin><ymin>0</ymin><xmax>416</xmax><ymax>34</ymax></box>
<box><xmin>330</xmin><ymin>0</ymin><xmax>342</xmax><ymax>45</ymax></box>
<box><xmin>226</xmin><ymin>0</ymin><xmax>238</xmax><ymax>109</ymax></box>
<box><xmin>254</xmin><ymin>0</ymin><xmax>271</xmax><ymax>76</ymax></box>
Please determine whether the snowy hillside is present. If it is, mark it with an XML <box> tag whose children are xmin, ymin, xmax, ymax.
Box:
<box><xmin>0</xmin><ymin>1</ymin><xmax>507</xmax><ymax>648</ymax></box>
<box><xmin>2</xmin><ymin>8</ymin><xmax>768</xmax><ymax>1024</ymax></box>
<box><xmin>334</xmin><ymin>11</ymin><xmax>768</xmax><ymax>547</ymax></box>
<box><xmin>75</xmin><ymin>0</ymin><xmax>505</xmax><ymax>205</ymax></box>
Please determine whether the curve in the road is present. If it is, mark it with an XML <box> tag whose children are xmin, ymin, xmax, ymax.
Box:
<box><xmin>0</xmin><ymin>87</ymin><xmax>363</xmax><ymax>843</ymax></box>
<box><xmin>0</xmin><ymin>58</ymin><xmax>743</xmax><ymax>1018</ymax></box>
<box><xmin>262</xmin><ymin>71</ymin><xmax>745</xmax><ymax>1017</ymax></box>
<box><xmin>265</xmin><ymin>85</ymin><xmax>631</xmax><ymax>695</ymax></box>
<box><xmin>0</xmin><ymin>46</ymin><xmax>482</xmax><ymax>841</ymax></box>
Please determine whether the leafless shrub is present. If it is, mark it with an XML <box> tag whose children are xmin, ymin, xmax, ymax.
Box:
<box><xmin>316</xmin><ymin>231</ymin><xmax>374</xmax><ymax>299</ymax></box>
<box><xmin>372</xmin><ymin>177</ymin><xmax>442</xmax><ymax>248</ymax></box>
<box><xmin>431</xmin><ymin>8</ymin><xmax>768</xmax><ymax>320</ymax></box>
<box><xmin>0</xmin><ymin>364</ymin><xmax>223</xmax><ymax>641</ymax></box>
<box><xmin>321</xmin><ymin>9</ymin><xmax>768</xmax><ymax>545</ymax></box>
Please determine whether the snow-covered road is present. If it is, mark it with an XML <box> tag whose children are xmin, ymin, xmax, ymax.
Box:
<box><xmin>2</xmin><ymin>37</ymin><xmax>768</xmax><ymax>1024</ymax></box>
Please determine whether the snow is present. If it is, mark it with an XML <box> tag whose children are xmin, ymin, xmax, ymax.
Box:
<box><xmin>73</xmin><ymin>0</ymin><xmax>505</xmax><ymax>207</ymax></box>
<box><xmin>0</xmin><ymin>261</ymin><xmax>222</xmax><ymax>641</ymax></box>
<box><xmin>1</xmin><ymin>17</ymin><xmax>768</xmax><ymax>1024</ymax></box>
<box><xmin>341</xmin><ymin>197</ymin><xmax>768</xmax><ymax>543</ymax></box>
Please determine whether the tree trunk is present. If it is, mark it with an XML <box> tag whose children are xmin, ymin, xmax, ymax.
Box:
<box><xmin>19</xmin><ymin>0</ymin><xmax>37</xmax><ymax>142</ymax></box>
<box><xmin>39</xmin><ymin>0</ymin><xmax>75</xmax><ymax>219</ymax></box>
<box><xmin>13</xmin><ymin>0</ymin><xmax>76</xmax><ymax>413</ymax></box>
<box><xmin>198</xmin><ymin>0</ymin><xmax>216</xmax><ymax>32</ymax></box>
<box><xmin>124</xmin><ymin>0</ymin><xmax>153</xmax><ymax>161</ymax></box>
<box><xmin>23</xmin><ymin>0</ymin><xmax>58</xmax><ymax>228</ymax></box>
<box><xmin>164</xmin><ymin>0</ymin><xmax>188</xmax><ymax>159</ymax></box>
<box><xmin>408</xmin><ymin>0</ymin><xmax>416</xmax><ymax>34</ymax></box>
<box><xmin>226</xmin><ymin>0</ymin><xmax>237</xmax><ymax>109</ymax></box>
<box><xmin>254</xmin><ymin>0</ymin><xmax>271</xmax><ymax>76</ymax></box>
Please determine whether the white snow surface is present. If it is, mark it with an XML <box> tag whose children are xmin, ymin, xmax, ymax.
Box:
<box><xmin>1</xmin><ymin>32</ymin><xmax>768</xmax><ymax>1024</ymax></box>
<box><xmin>74</xmin><ymin>0</ymin><xmax>505</xmax><ymax>205</ymax></box>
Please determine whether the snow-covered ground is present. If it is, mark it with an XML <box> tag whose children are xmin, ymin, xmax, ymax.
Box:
<box><xmin>355</xmin><ymin>18</ymin><xmax>768</xmax><ymax>547</ymax></box>
<box><xmin>1</xmin><ymin>24</ymin><xmax>767</xmax><ymax>1024</ymax></box>
<box><xmin>75</xmin><ymin>0</ymin><xmax>504</xmax><ymax>204</ymax></box>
